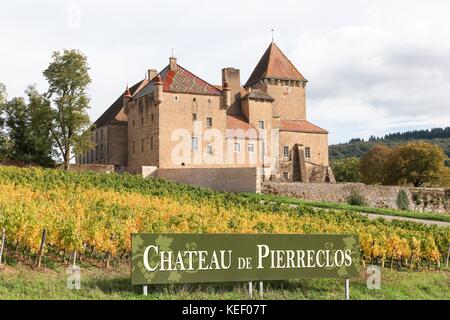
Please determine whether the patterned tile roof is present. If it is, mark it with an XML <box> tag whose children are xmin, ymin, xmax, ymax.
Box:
<box><xmin>280</xmin><ymin>120</ymin><xmax>328</xmax><ymax>134</ymax></box>
<box><xmin>135</xmin><ymin>64</ymin><xmax>222</xmax><ymax>99</ymax></box>
<box><xmin>245</xmin><ymin>42</ymin><xmax>306</xmax><ymax>87</ymax></box>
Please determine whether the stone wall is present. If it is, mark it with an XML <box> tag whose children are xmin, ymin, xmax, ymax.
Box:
<box><xmin>68</xmin><ymin>164</ymin><xmax>115</xmax><ymax>173</ymax></box>
<box><xmin>156</xmin><ymin>167</ymin><xmax>261</xmax><ymax>193</ymax></box>
<box><xmin>262</xmin><ymin>182</ymin><xmax>449</xmax><ymax>214</ymax></box>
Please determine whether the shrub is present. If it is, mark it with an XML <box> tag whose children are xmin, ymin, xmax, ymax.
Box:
<box><xmin>347</xmin><ymin>188</ymin><xmax>365</xmax><ymax>206</ymax></box>
<box><xmin>396</xmin><ymin>189</ymin><xmax>410</xmax><ymax>211</ymax></box>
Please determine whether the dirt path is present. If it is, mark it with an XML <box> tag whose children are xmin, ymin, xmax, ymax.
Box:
<box><xmin>284</xmin><ymin>203</ymin><xmax>450</xmax><ymax>228</ymax></box>
<box><xmin>362</xmin><ymin>212</ymin><xmax>450</xmax><ymax>227</ymax></box>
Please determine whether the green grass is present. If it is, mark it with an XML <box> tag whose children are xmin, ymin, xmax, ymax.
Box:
<box><xmin>0</xmin><ymin>263</ymin><xmax>448</xmax><ymax>300</ymax></box>
<box><xmin>243</xmin><ymin>193</ymin><xmax>450</xmax><ymax>224</ymax></box>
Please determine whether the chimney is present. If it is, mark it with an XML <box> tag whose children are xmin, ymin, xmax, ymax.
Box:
<box><xmin>222</xmin><ymin>81</ymin><xmax>231</xmax><ymax>109</ymax></box>
<box><xmin>147</xmin><ymin>69</ymin><xmax>157</xmax><ymax>81</ymax></box>
<box><xmin>169</xmin><ymin>57</ymin><xmax>177</xmax><ymax>71</ymax></box>
<box><xmin>222</xmin><ymin>68</ymin><xmax>240</xmax><ymax>91</ymax></box>
<box><xmin>221</xmin><ymin>68</ymin><xmax>241</xmax><ymax>114</ymax></box>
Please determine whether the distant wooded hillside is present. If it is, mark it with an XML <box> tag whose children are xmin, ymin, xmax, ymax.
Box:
<box><xmin>329</xmin><ymin>127</ymin><xmax>450</xmax><ymax>163</ymax></box>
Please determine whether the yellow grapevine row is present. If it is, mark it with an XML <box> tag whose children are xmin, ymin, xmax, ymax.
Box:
<box><xmin>0</xmin><ymin>183</ymin><xmax>447</xmax><ymax>265</ymax></box>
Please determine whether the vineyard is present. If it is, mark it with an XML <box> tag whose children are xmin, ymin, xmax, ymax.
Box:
<box><xmin>0</xmin><ymin>166</ymin><xmax>449</xmax><ymax>271</ymax></box>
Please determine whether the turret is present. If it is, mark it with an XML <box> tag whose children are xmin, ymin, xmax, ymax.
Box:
<box><xmin>155</xmin><ymin>75</ymin><xmax>163</xmax><ymax>104</ymax></box>
<box><xmin>123</xmin><ymin>86</ymin><xmax>132</xmax><ymax>114</ymax></box>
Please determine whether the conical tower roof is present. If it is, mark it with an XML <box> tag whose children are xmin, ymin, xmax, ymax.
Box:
<box><xmin>244</xmin><ymin>42</ymin><xmax>306</xmax><ymax>87</ymax></box>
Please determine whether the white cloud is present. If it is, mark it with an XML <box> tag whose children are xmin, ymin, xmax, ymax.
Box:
<box><xmin>1</xmin><ymin>0</ymin><xmax>449</xmax><ymax>145</ymax></box>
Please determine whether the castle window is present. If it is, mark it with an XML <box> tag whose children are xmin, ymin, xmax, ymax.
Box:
<box><xmin>141</xmin><ymin>139</ymin><xmax>144</xmax><ymax>152</ymax></box>
<box><xmin>305</xmin><ymin>147</ymin><xmax>311</xmax><ymax>159</ymax></box>
<box><xmin>132</xmin><ymin>141</ymin><xmax>135</xmax><ymax>154</ymax></box>
<box><xmin>132</xmin><ymin>120</ymin><xmax>135</xmax><ymax>128</ymax></box>
<box><xmin>248</xmin><ymin>143</ymin><xmax>254</xmax><ymax>153</ymax></box>
<box><xmin>283</xmin><ymin>171</ymin><xmax>289</xmax><ymax>180</ymax></box>
<box><xmin>234</xmin><ymin>143</ymin><xmax>241</xmax><ymax>153</ymax></box>
<box><xmin>283</xmin><ymin>86</ymin><xmax>291</xmax><ymax>95</ymax></box>
<box><xmin>174</xmin><ymin>95</ymin><xmax>179</xmax><ymax>102</ymax></box>
<box><xmin>283</xmin><ymin>146</ymin><xmax>290</xmax><ymax>158</ymax></box>
<box><xmin>151</xmin><ymin>114</ymin><xmax>154</xmax><ymax>122</ymax></box>
<box><xmin>206</xmin><ymin>144</ymin><xmax>213</xmax><ymax>155</ymax></box>
<box><xmin>100</xmin><ymin>144</ymin><xmax>104</xmax><ymax>159</ymax></box>
<box><xmin>206</xmin><ymin>117</ymin><xmax>213</xmax><ymax>128</ymax></box>
<box><xmin>100</xmin><ymin>129</ymin><xmax>103</xmax><ymax>141</ymax></box>
<box><xmin>150</xmin><ymin>137</ymin><xmax>154</xmax><ymax>150</ymax></box>
<box><xmin>258</xmin><ymin>121</ymin><xmax>265</xmax><ymax>129</ymax></box>
<box><xmin>191</xmin><ymin>137</ymin><xmax>199</xmax><ymax>151</ymax></box>
<box><xmin>141</xmin><ymin>117</ymin><xmax>144</xmax><ymax>125</ymax></box>
<box><xmin>193</xmin><ymin>98</ymin><xmax>196</xmax><ymax>102</ymax></box>
<box><xmin>192</xmin><ymin>113</ymin><xmax>197</xmax><ymax>121</ymax></box>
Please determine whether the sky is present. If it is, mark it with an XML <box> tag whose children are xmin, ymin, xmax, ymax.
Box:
<box><xmin>1</xmin><ymin>0</ymin><xmax>449</xmax><ymax>144</ymax></box>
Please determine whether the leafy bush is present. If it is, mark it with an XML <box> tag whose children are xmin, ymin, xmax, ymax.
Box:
<box><xmin>396</xmin><ymin>190</ymin><xmax>410</xmax><ymax>211</ymax></box>
<box><xmin>347</xmin><ymin>188</ymin><xmax>365</xmax><ymax>206</ymax></box>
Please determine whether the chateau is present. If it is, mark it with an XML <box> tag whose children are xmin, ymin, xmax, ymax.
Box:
<box><xmin>77</xmin><ymin>42</ymin><xmax>334</xmax><ymax>183</ymax></box>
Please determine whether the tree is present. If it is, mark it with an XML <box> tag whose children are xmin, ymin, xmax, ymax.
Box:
<box><xmin>43</xmin><ymin>49</ymin><xmax>92</xmax><ymax>169</ymax></box>
<box><xmin>389</xmin><ymin>141</ymin><xmax>446</xmax><ymax>187</ymax></box>
<box><xmin>0</xmin><ymin>86</ymin><xmax>54</xmax><ymax>166</ymax></box>
<box><xmin>25</xmin><ymin>86</ymin><xmax>55</xmax><ymax>166</ymax></box>
<box><xmin>359</xmin><ymin>144</ymin><xmax>392</xmax><ymax>185</ymax></box>
<box><xmin>331</xmin><ymin>157</ymin><xmax>361</xmax><ymax>182</ymax></box>
<box><xmin>0</xmin><ymin>82</ymin><xmax>7</xmax><ymax>158</ymax></box>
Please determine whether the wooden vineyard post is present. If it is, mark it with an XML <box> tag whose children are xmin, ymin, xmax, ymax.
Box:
<box><xmin>446</xmin><ymin>242</ymin><xmax>450</xmax><ymax>269</ymax></box>
<box><xmin>345</xmin><ymin>278</ymin><xmax>350</xmax><ymax>300</ymax></box>
<box><xmin>248</xmin><ymin>281</ymin><xmax>253</xmax><ymax>299</ymax></box>
<box><xmin>73</xmin><ymin>251</ymin><xmax>77</xmax><ymax>268</ymax></box>
<box><xmin>0</xmin><ymin>228</ymin><xmax>5</xmax><ymax>265</ymax></box>
<box><xmin>259</xmin><ymin>281</ymin><xmax>264</xmax><ymax>300</ymax></box>
<box><xmin>36</xmin><ymin>229</ymin><xmax>47</xmax><ymax>268</ymax></box>
<box><xmin>143</xmin><ymin>285</ymin><xmax>148</xmax><ymax>296</ymax></box>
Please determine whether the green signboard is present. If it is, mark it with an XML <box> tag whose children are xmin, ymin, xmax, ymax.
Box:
<box><xmin>131</xmin><ymin>233</ymin><xmax>360</xmax><ymax>285</ymax></box>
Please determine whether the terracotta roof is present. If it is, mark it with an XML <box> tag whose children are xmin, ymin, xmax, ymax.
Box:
<box><xmin>135</xmin><ymin>64</ymin><xmax>222</xmax><ymax>99</ymax></box>
<box><xmin>280</xmin><ymin>120</ymin><xmax>328</xmax><ymax>134</ymax></box>
<box><xmin>244</xmin><ymin>89</ymin><xmax>275</xmax><ymax>102</ymax></box>
<box><xmin>94</xmin><ymin>79</ymin><xmax>146</xmax><ymax>128</ymax></box>
<box><xmin>244</xmin><ymin>42</ymin><xmax>306</xmax><ymax>87</ymax></box>
<box><xmin>226</xmin><ymin>115</ymin><xmax>258</xmax><ymax>138</ymax></box>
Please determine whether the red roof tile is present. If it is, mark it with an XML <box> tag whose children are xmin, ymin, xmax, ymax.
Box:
<box><xmin>245</xmin><ymin>42</ymin><xmax>306</xmax><ymax>87</ymax></box>
<box><xmin>280</xmin><ymin>120</ymin><xmax>328</xmax><ymax>134</ymax></box>
<box><xmin>226</xmin><ymin>115</ymin><xmax>258</xmax><ymax>138</ymax></box>
<box><xmin>136</xmin><ymin>64</ymin><xmax>222</xmax><ymax>98</ymax></box>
